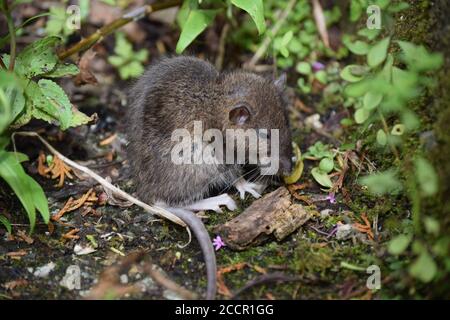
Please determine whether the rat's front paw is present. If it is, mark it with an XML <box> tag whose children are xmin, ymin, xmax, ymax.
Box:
<box><xmin>182</xmin><ymin>194</ymin><xmax>237</xmax><ymax>213</ymax></box>
<box><xmin>235</xmin><ymin>179</ymin><xmax>266</xmax><ymax>200</ymax></box>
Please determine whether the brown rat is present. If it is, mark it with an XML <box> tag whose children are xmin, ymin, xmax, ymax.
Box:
<box><xmin>126</xmin><ymin>56</ymin><xmax>293</xmax><ymax>299</ymax></box>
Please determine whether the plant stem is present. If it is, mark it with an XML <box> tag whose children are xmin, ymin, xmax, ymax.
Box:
<box><xmin>58</xmin><ymin>0</ymin><xmax>181</xmax><ymax>60</ymax></box>
<box><xmin>5</xmin><ymin>6</ymin><xmax>15</xmax><ymax>71</ymax></box>
<box><xmin>378</xmin><ymin>110</ymin><xmax>400</xmax><ymax>162</ymax></box>
<box><xmin>245</xmin><ymin>0</ymin><xmax>297</xmax><ymax>68</ymax></box>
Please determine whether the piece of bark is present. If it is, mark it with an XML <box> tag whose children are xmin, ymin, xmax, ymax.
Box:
<box><xmin>214</xmin><ymin>187</ymin><xmax>312</xmax><ymax>250</ymax></box>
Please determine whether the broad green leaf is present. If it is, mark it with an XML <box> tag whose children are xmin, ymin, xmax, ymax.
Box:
<box><xmin>359</xmin><ymin>170</ymin><xmax>402</xmax><ymax>195</ymax></box>
<box><xmin>38</xmin><ymin>79</ymin><xmax>72</xmax><ymax>130</ymax></box>
<box><xmin>114</xmin><ymin>32</ymin><xmax>133</xmax><ymax>57</ymax></box>
<box><xmin>108</xmin><ymin>55</ymin><xmax>125</xmax><ymax>67</ymax></box>
<box><xmin>414</xmin><ymin>157</ymin><xmax>438</xmax><ymax>197</ymax></box>
<box><xmin>423</xmin><ymin>216</ymin><xmax>440</xmax><ymax>236</ymax></box>
<box><xmin>315</xmin><ymin>70</ymin><xmax>328</xmax><ymax>84</ymax></box>
<box><xmin>28</xmin><ymin>176</ymin><xmax>50</xmax><ymax>224</ymax></box>
<box><xmin>376</xmin><ymin>129</ymin><xmax>387</xmax><ymax>146</ymax></box>
<box><xmin>354</xmin><ymin>108</ymin><xmax>370</xmax><ymax>124</ymax></box>
<box><xmin>311</xmin><ymin>167</ymin><xmax>333</xmax><ymax>188</ymax></box>
<box><xmin>0</xmin><ymin>88</ymin><xmax>11</xmax><ymax>133</ymax></box>
<box><xmin>6</xmin><ymin>86</ymin><xmax>25</xmax><ymax>122</ymax></box>
<box><xmin>388</xmin><ymin>2</ymin><xmax>409</xmax><ymax>13</ymax></box>
<box><xmin>381</xmin><ymin>54</ymin><xmax>394</xmax><ymax>82</ymax></box>
<box><xmin>319</xmin><ymin>158</ymin><xmax>334</xmax><ymax>173</ymax></box>
<box><xmin>344</xmin><ymin>79</ymin><xmax>370</xmax><ymax>98</ymax></box>
<box><xmin>176</xmin><ymin>0</ymin><xmax>197</xmax><ymax>29</ymax></box>
<box><xmin>358</xmin><ymin>28</ymin><xmax>380</xmax><ymax>40</ymax></box>
<box><xmin>16</xmin><ymin>36</ymin><xmax>60</xmax><ymax>78</ymax></box>
<box><xmin>306</xmin><ymin>141</ymin><xmax>334</xmax><ymax>159</ymax></box>
<box><xmin>363</xmin><ymin>91</ymin><xmax>383</xmax><ymax>110</ymax></box>
<box><xmin>119</xmin><ymin>60</ymin><xmax>145</xmax><ymax>79</ymax></box>
<box><xmin>349</xmin><ymin>0</ymin><xmax>363</xmax><ymax>21</ymax></box>
<box><xmin>43</xmin><ymin>63</ymin><xmax>79</xmax><ymax>78</ymax></box>
<box><xmin>68</xmin><ymin>107</ymin><xmax>95</xmax><ymax>128</ymax></box>
<box><xmin>345</xmin><ymin>39</ymin><xmax>369</xmax><ymax>55</ymax></box>
<box><xmin>340</xmin><ymin>65</ymin><xmax>366</xmax><ymax>82</ymax></box>
<box><xmin>296</xmin><ymin>62</ymin><xmax>312</xmax><ymax>75</ymax></box>
<box><xmin>176</xmin><ymin>9</ymin><xmax>217</xmax><ymax>54</ymax></box>
<box><xmin>0</xmin><ymin>215</ymin><xmax>11</xmax><ymax>233</ymax></box>
<box><xmin>231</xmin><ymin>0</ymin><xmax>266</xmax><ymax>34</ymax></box>
<box><xmin>281</xmin><ymin>31</ymin><xmax>294</xmax><ymax>46</ymax></box>
<box><xmin>388</xmin><ymin>234</ymin><xmax>412</xmax><ymax>255</ymax></box>
<box><xmin>368</xmin><ymin>37</ymin><xmax>390</xmax><ymax>68</ymax></box>
<box><xmin>409</xmin><ymin>250</ymin><xmax>437</xmax><ymax>283</ymax></box>
<box><xmin>398</xmin><ymin>41</ymin><xmax>444</xmax><ymax>72</ymax></box>
<box><xmin>0</xmin><ymin>150</ymin><xmax>36</xmax><ymax>233</ymax></box>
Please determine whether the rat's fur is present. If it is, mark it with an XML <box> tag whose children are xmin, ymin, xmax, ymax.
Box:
<box><xmin>127</xmin><ymin>56</ymin><xmax>292</xmax><ymax>206</ymax></box>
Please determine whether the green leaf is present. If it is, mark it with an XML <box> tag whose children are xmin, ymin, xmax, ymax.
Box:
<box><xmin>319</xmin><ymin>158</ymin><xmax>334</xmax><ymax>173</ymax></box>
<box><xmin>68</xmin><ymin>107</ymin><xmax>96</xmax><ymax>128</ymax></box>
<box><xmin>108</xmin><ymin>55</ymin><xmax>125</xmax><ymax>67</ymax></box>
<box><xmin>388</xmin><ymin>234</ymin><xmax>412</xmax><ymax>255</ymax></box>
<box><xmin>344</xmin><ymin>79</ymin><xmax>370</xmax><ymax>97</ymax></box>
<box><xmin>176</xmin><ymin>9</ymin><xmax>218</xmax><ymax>54</ymax></box>
<box><xmin>28</xmin><ymin>176</ymin><xmax>50</xmax><ymax>224</ymax></box>
<box><xmin>409</xmin><ymin>250</ymin><xmax>437</xmax><ymax>283</ymax></box>
<box><xmin>414</xmin><ymin>157</ymin><xmax>438</xmax><ymax>197</ymax></box>
<box><xmin>16</xmin><ymin>36</ymin><xmax>60</xmax><ymax>78</ymax></box>
<box><xmin>281</xmin><ymin>30</ymin><xmax>293</xmax><ymax>46</ymax></box>
<box><xmin>311</xmin><ymin>167</ymin><xmax>333</xmax><ymax>188</ymax></box>
<box><xmin>368</xmin><ymin>37</ymin><xmax>390</xmax><ymax>68</ymax></box>
<box><xmin>363</xmin><ymin>91</ymin><xmax>383</xmax><ymax>110</ymax></box>
<box><xmin>359</xmin><ymin>170</ymin><xmax>402</xmax><ymax>195</ymax></box>
<box><xmin>388</xmin><ymin>2</ymin><xmax>409</xmax><ymax>13</ymax></box>
<box><xmin>38</xmin><ymin>79</ymin><xmax>72</xmax><ymax>130</ymax></box>
<box><xmin>376</xmin><ymin>129</ymin><xmax>387</xmax><ymax>146</ymax></box>
<box><xmin>231</xmin><ymin>0</ymin><xmax>266</xmax><ymax>34</ymax></box>
<box><xmin>0</xmin><ymin>150</ymin><xmax>36</xmax><ymax>233</ymax></box>
<box><xmin>306</xmin><ymin>141</ymin><xmax>334</xmax><ymax>159</ymax></box>
<box><xmin>349</xmin><ymin>0</ymin><xmax>363</xmax><ymax>22</ymax></box>
<box><xmin>398</xmin><ymin>41</ymin><xmax>444</xmax><ymax>72</ymax></box>
<box><xmin>0</xmin><ymin>215</ymin><xmax>11</xmax><ymax>233</ymax></box>
<box><xmin>0</xmin><ymin>89</ymin><xmax>12</xmax><ymax>134</ymax></box>
<box><xmin>423</xmin><ymin>216</ymin><xmax>440</xmax><ymax>236</ymax></box>
<box><xmin>315</xmin><ymin>70</ymin><xmax>328</xmax><ymax>85</ymax></box>
<box><xmin>340</xmin><ymin>65</ymin><xmax>366</xmax><ymax>83</ymax></box>
<box><xmin>114</xmin><ymin>32</ymin><xmax>133</xmax><ymax>57</ymax></box>
<box><xmin>176</xmin><ymin>0</ymin><xmax>197</xmax><ymax>30</ymax></box>
<box><xmin>296</xmin><ymin>62</ymin><xmax>312</xmax><ymax>75</ymax></box>
<box><xmin>354</xmin><ymin>108</ymin><xmax>370</xmax><ymax>124</ymax></box>
<box><xmin>345</xmin><ymin>39</ymin><xmax>369</xmax><ymax>55</ymax></box>
<box><xmin>358</xmin><ymin>28</ymin><xmax>380</xmax><ymax>40</ymax></box>
<box><xmin>43</xmin><ymin>63</ymin><xmax>79</xmax><ymax>78</ymax></box>
<box><xmin>118</xmin><ymin>60</ymin><xmax>145</xmax><ymax>79</ymax></box>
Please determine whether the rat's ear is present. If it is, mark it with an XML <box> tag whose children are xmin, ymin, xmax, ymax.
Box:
<box><xmin>229</xmin><ymin>105</ymin><xmax>251</xmax><ymax>125</ymax></box>
<box><xmin>274</xmin><ymin>73</ymin><xmax>287</xmax><ymax>91</ymax></box>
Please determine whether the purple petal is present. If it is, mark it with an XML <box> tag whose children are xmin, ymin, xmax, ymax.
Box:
<box><xmin>312</xmin><ymin>61</ymin><xmax>325</xmax><ymax>72</ymax></box>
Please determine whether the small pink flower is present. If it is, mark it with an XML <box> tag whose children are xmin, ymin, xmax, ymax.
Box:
<box><xmin>326</xmin><ymin>193</ymin><xmax>336</xmax><ymax>204</ymax></box>
<box><xmin>212</xmin><ymin>235</ymin><xmax>225</xmax><ymax>251</ymax></box>
<box><xmin>312</xmin><ymin>61</ymin><xmax>325</xmax><ymax>72</ymax></box>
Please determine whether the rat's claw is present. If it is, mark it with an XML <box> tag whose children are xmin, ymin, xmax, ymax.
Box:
<box><xmin>182</xmin><ymin>194</ymin><xmax>237</xmax><ymax>213</ymax></box>
<box><xmin>235</xmin><ymin>179</ymin><xmax>265</xmax><ymax>200</ymax></box>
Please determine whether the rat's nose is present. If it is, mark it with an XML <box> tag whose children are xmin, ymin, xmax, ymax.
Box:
<box><xmin>280</xmin><ymin>157</ymin><xmax>293</xmax><ymax>177</ymax></box>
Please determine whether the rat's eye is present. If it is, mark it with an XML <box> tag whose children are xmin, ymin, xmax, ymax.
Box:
<box><xmin>229</xmin><ymin>104</ymin><xmax>251</xmax><ymax>125</ymax></box>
